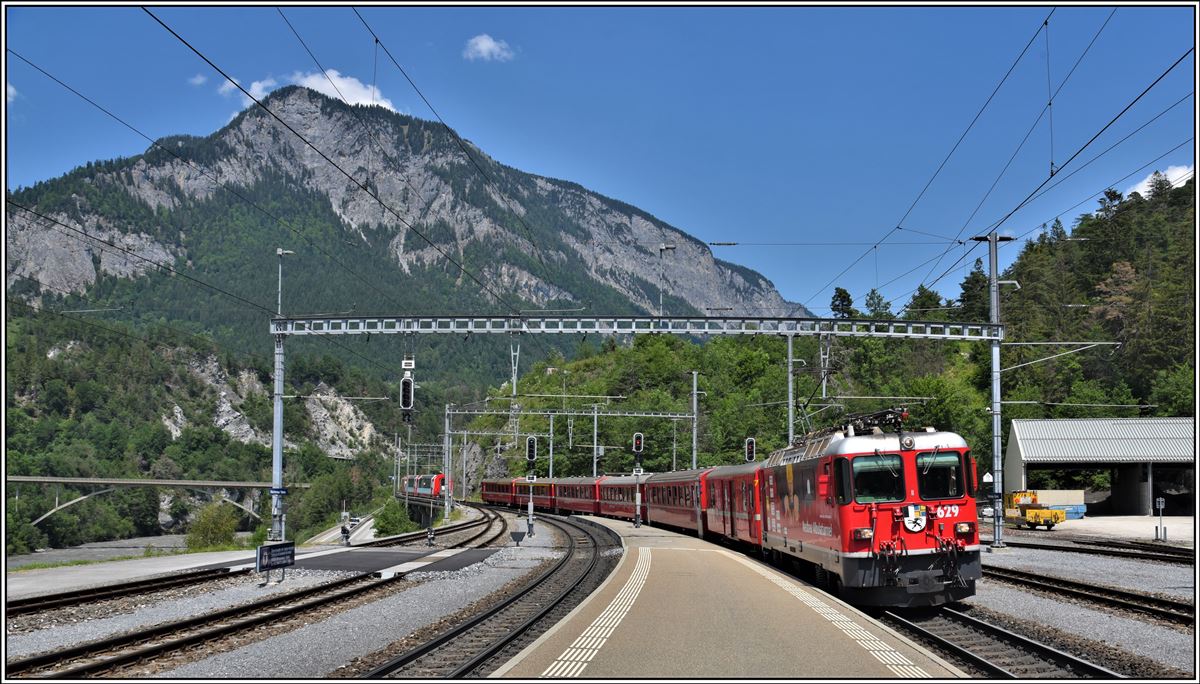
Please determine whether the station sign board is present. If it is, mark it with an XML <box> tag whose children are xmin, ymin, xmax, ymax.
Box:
<box><xmin>256</xmin><ymin>541</ymin><xmax>295</xmax><ymax>572</ymax></box>
<box><xmin>269</xmin><ymin>487</ymin><xmax>288</xmax><ymax>496</ymax></box>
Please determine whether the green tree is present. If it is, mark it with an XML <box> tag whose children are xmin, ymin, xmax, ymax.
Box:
<box><xmin>186</xmin><ymin>502</ymin><xmax>240</xmax><ymax>549</ymax></box>
<box><xmin>904</xmin><ymin>285</ymin><xmax>945</xmax><ymax>320</ymax></box>
<box><xmin>863</xmin><ymin>288</ymin><xmax>892</xmax><ymax>319</ymax></box>
<box><xmin>1149</xmin><ymin>364</ymin><xmax>1194</xmax><ymax>416</ymax></box>
<box><xmin>830</xmin><ymin>287</ymin><xmax>856</xmax><ymax>318</ymax></box>
<box><xmin>41</xmin><ymin>379</ymin><xmax>71</xmax><ymax>416</ymax></box>
<box><xmin>955</xmin><ymin>259</ymin><xmax>989</xmax><ymax>323</ymax></box>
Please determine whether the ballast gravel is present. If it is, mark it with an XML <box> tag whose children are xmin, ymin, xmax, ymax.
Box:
<box><xmin>968</xmin><ymin>583</ymin><xmax>1194</xmax><ymax>675</ymax></box>
<box><xmin>5</xmin><ymin>569</ymin><xmax>353</xmax><ymax>661</ymax></box>
<box><xmin>161</xmin><ymin>520</ymin><xmax>566</xmax><ymax>678</ymax></box>
<box><xmin>983</xmin><ymin>546</ymin><xmax>1195</xmax><ymax>600</ymax></box>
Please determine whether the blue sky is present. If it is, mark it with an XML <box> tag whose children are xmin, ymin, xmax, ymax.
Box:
<box><xmin>5</xmin><ymin>5</ymin><xmax>1195</xmax><ymax>314</ymax></box>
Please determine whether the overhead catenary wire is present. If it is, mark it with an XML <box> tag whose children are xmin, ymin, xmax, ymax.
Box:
<box><xmin>909</xmin><ymin>9</ymin><xmax>1121</xmax><ymax>297</ymax></box>
<box><xmin>890</xmin><ymin>135</ymin><xmax>1194</xmax><ymax>309</ymax></box>
<box><xmin>7</xmin><ymin>201</ymin><xmax>405</xmax><ymax>379</ymax></box>
<box><xmin>893</xmin><ymin>47</ymin><xmax>1195</xmax><ymax>314</ymax></box>
<box><xmin>6</xmin><ymin>48</ymin><xmax>410</xmax><ymax>315</ymax></box>
<box><xmin>800</xmin><ymin>8</ymin><xmax>1055</xmax><ymax>307</ymax></box>
<box><xmin>350</xmin><ymin>7</ymin><xmax>559</xmax><ymax>282</ymax></box>
<box><xmin>143</xmin><ymin>7</ymin><xmax>522</xmax><ymax>318</ymax></box>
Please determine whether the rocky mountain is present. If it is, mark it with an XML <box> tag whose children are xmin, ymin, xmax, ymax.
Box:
<box><xmin>7</xmin><ymin>85</ymin><xmax>808</xmax><ymax>323</ymax></box>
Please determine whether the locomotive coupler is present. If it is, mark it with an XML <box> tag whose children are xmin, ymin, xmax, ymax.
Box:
<box><xmin>934</xmin><ymin>536</ymin><xmax>968</xmax><ymax>587</ymax></box>
<box><xmin>875</xmin><ymin>539</ymin><xmax>902</xmax><ymax>586</ymax></box>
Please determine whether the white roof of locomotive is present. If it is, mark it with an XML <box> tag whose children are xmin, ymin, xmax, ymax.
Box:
<box><xmin>767</xmin><ymin>428</ymin><xmax>968</xmax><ymax>466</ymax></box>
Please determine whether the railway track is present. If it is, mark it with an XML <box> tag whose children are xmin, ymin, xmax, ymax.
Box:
<box><xmin>362</xmin><ymin>512</ymin><xmax>610</xmax><ymax>678</ymax></box>
<box><xmin>5</xmin><ymin>567</ymin><xmax>251</xmax><ymax>617</ymax></box>
<box><xmin>355</xmin><ymin>503</ymin><xmax>498</xmax><ymax>548</ymax></box>
<box><xmin>988</xmin><ymin>538</ymin><xmax>1192</xmax><ymax>565</ymax></box>
<box><xmin>5</xmin><ymin>506</ymin><xmax>508</xmax><ymax>679</ymax></box>
<box><xmin>983</xmin><ymin>566</ymin><xmax>1194</xmax><ymax>624</ymax></box>
<box><xmin>882</xmin><ymin>607</ymin><xmax>1125</xmax><ymax>679</ymax></box>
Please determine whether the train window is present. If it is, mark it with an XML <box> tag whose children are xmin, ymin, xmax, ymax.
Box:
<box><xmin>917</xmin><ymin>451</ymin><xmax>964</xmax><ymax>500</ymax></box>
<box><xmin>852</xmin><ymin>453</ymin><xmax>904</xmax><ymax>503</ymax></box>
<box><xmin>833</xmin><ymin>459</ymin><xmax>852</xmax><ymax>504</ymax></box>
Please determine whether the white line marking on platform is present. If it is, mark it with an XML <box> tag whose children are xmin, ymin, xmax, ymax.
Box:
<box><xmin>540</xmin><ymin>548</ymin><xmax>652</xmax><ymax>678</ymax></box>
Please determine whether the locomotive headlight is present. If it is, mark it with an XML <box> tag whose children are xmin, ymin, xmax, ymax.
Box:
<box><xmin>955</xmin><ymin>522</ymin><xmax>973</xmax><ymax>535</ymax></box>
<box><xmin>853</xmin><ymin>528</ymin><xmax>874</xmax><ymax>540</ymax></box>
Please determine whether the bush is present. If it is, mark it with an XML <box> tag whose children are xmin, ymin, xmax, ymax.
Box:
<box><xmin>186</xmin><ymin>503</ymin><xmax>239</xmax><ymax>549</ymax></box>
<box><xmin>373</xmin><ymin>498</ymin><xmax>420</xmax><ymax>536</ymax></box>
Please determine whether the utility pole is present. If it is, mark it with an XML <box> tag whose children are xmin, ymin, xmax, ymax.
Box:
<box><xmin>549</xmin><ymin>414</ymin><xmax>555</xmax><ymax>479</ymax></box>
<box><xmin>691</xmin><ymin>371</ymin><xmax>698</xmax><ymax>470</ymax></box>
<box><xmin>592</xmin><ymin>404</ymin><xmax>599</xmax><ymax>477</ymax></box>
<box><xmin>672</xmin><ymin>419</ymin><xmax>678</xmax><ymax>471</ymax></box>
<box><xmin>443</xmin><ymin>405</ymin><xmax>452</xmax><ymax>521</ymax></box>
<box><xmin>460</xmin><ymin>433</ymin><xmax>467</xmax><ymax>500</ymax></box>
<box><xmin>269</xmin><ymin>247</ymin><xmax>293</xmax><ymax>543</ymax></box>
<box><xmin>787</xmin><ymin>335</ymin><xmax>795</xmax><ymax>445</ymax></box>
<box><xmin>973</xmin><ymin>231</ymin><xmax>1013</xmax><ymax>549</ymax></box>
<box><xmin>658</xmin><ymin>241</ymin><xmax>676</xmax><ymax>318</ymax></box>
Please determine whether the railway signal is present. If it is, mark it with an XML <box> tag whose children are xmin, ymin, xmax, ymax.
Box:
<box><xmin>632</xmin><ymin>432</ymin><xmax>644</xmax><ymax>454</ymax></box>
<box><xmin>399</xmin><ymin>373</ymin><xmax>414</xmax><ymax>411</ymax></box>
<box><xmin>745</xmin><ymin>437</ymin><xmax>756</xmax><ymax>462</ymax></box>
<box><xmin>526</xmin><ymin>436</ymin><xmax>537</xmax><ymax>461</ymax></box>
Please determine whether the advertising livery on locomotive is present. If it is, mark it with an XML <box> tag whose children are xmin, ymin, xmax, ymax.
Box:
<box><xmin>478</xmin><ymin>408</ymin><xmax>980</xmax><ymax>607</ymax></box>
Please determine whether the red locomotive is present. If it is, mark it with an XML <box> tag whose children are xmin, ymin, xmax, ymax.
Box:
<box><xmin>474</xmin><ymin>409</ymin><xmax>979</xmax><ymax>607</ymax></box>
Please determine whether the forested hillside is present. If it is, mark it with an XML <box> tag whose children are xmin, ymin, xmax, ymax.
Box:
<box><xmin>478</xmin><ymin>177</ymin><xmax>1195</xmax><ymax>479</ymax></box>
<box><xmin>4</xmin><ymin>300</ymin><xmax>437</xmax><ymax>553</ymax></box>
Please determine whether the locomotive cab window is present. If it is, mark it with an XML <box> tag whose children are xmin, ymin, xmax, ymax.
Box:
<box><xmin>917</xmin><ymin>450</ymin><xmax>964</xmax><ymax>500</ymax></box>
<box><xmin>851</xmin><ymin>453</ymin><xmax>904</xmax><ymax>503</ymax></box>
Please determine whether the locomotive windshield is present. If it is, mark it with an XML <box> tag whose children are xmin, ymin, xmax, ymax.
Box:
<box><xmin>917</xmin><ymin>450</ymin><xmax>964</xmax><ymax>499</ymax></box>
<box><xmin>851</xmin><ymin>452</ymin><xmax>904</xmax><ymax>503</ymax></box>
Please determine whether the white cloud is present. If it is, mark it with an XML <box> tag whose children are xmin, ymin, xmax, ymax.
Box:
<box><xmin>218</xmin><ymin>76</ymin><xmax>278</xmax><ymax>108</ymax></box>
<box><xmin>6</xmin><ymin>81</ymin><xmax>16</xmax><ymax>104</ymax></box>
<box><xmin>188</xmin><ymin>73</ymin><xmax>208</xmax><ymax>86</ymax></box>
<box><xmin>462</xmin><ymin>34</ymin><xmax>514</xmax><ymax>62</ymax></box>
<box><xmin>1125</xmin><ymin>165</ymin><xmax>1194</xmax><ymax>197</ymax></box>
<box><xmin>217</xmin><ymin>77</ymin><xmax>240</xmax><ymax>96</ymax></box>
<box><xmin>289</xmin><ymin>69</ymin><xmax>396</xmax><ymax>111</ymax></box>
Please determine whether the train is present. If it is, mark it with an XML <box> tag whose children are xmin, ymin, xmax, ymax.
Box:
<box><xmin>479</xmin><ymin>408</ymin><xmax>981</xmax><ymax>607</ymax></box>
<box><xmin>400</xmin><ymin>473</ymin><xmax>450</xmax><ymax>500</ymax></box>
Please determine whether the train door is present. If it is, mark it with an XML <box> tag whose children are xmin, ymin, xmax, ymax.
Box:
<box><xmin>724</xmin><ymin>481</ymin><xmax>734</xmax><ymax>536</ymax></box>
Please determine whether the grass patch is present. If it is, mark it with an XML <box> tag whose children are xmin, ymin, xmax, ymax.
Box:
<box><xmin>9</xmin><ymin>554</ymin><xmax>147</xmax><ymax>571</ymax></box>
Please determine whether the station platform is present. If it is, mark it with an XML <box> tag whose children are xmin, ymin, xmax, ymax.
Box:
<box><xmin>492</xmin><ymin>516</ymin><xmax>964</xmax><ymax>679</ymax></box>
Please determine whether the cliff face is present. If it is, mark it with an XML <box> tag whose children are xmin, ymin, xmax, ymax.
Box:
<box><xmin>8</xmin><ymin>86</ymin><xmax>808</xmax><ymax>318</ymax></box>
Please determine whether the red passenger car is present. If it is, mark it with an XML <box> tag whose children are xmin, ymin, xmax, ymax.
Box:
<box><xmin>480</xmin><ymin>478</ymin><xmax>514</xmax><ymax>507</ymax></box>
<box><xmin>645</xmin><ymin>468</ymin><xmax>712</xmax><ymax>534</ymax></box>
<box><xmin>513</xmin><ymin>478</ymin><xmax>555</xmax><ymax>510</ymax></box>
<box><xmin>597</xmin><ymin>475</ymin><xmax>647</xmax><ymax>521</ymax></box>
<box><xmin>704</xmin><ymin>462</ymin><xmax>762</xmax><ymax>546</ymax></box>
<box><xmin>400</xmin><ymin>473</ymin><xmax>448</xmax><ymax>500</ymax></box>
<box><xmin>554</xmin><ymin>476</ymin><xmax>605</xmax><ymax>515</ymax></box>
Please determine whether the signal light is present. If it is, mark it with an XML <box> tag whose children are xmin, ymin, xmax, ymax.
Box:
<box><xmin>526</xmin><ymin>436</ymin><xmax>537</xmax><ymax>461</ymax></box>
<box><xmin>399</xmin><ymin>374</ymin><xmax>414</xmax><ymax>411</ymax></box>
<box><xmin>632</xmin><ymin>432</ymin><xmax>644</xmax><ymax>454</ymax></box>
<box><xmin>744</xmin><ymin>437</ymin><xmax>756</xmax><ymax>462</ymax></box>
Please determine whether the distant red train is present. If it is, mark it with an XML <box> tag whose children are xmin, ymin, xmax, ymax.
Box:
<box><xmin>400</xmin><ymin>473</ymin><xmax>449</xmax><ymax>500</ymax></box>
<box><xmin>480</xmin><ymin>409</ymin><xmax>981</xmax><ymax>607</ymax></box>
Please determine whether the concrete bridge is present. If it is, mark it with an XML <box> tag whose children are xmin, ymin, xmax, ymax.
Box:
<box><xmin>6</xmin><ymin>476</ymin><xmax>311</xmax><ymax>525</ymax></box>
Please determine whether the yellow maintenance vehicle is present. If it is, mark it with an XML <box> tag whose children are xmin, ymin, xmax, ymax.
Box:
<box><xmin>1005</xmin><ymin>490</ymin><xmax>1067</xmax><ymax>530</ymax></box>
